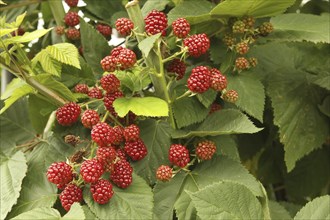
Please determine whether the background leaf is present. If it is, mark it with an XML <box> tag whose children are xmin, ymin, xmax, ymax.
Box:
<box><xmin>268</xmin><ymin>201</ymin><xmax>292</xmax><ymax>220</ymax></box>
<box><xmin>62</xmin><ymin>203</ymin><xmax>86</xmax><ymax>220</ymax></box>
<box><xmin>11</xmin><ymin>207</ymin><xmax>61</xmax><ymax>220</ymax></box>
<box><xmin>294</xmin><ymin>195</ymin><xmax>330</xmax><ymax>220</ymax></box>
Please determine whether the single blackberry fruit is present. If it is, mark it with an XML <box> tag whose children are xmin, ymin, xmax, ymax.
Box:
<box><xmin>184</xmin><ymin>33</ymin><xmax>210</xmax><ymax>57</ymax></box>
<box><xmin>74</xmin><ymin>83</ymin><xmax>89</xmax><ymax>94</ymax></box>
<box><xmin>56</xmin><ymin>102</ymin><xmax>81</xmax><ymax>126</ymax></box>
<box><xmin>97</xmin><ymin>146</ymin><xmax>117</xmax><ymax>166</ymax></box>
<box><xmin>235</xmin><ymin>42</ymin><xmax>249</xmax><ymax>55</ymax></box>
<box><xmin>123</xmin><ymin>124</ymin><xmax>140</xmax><ymax>142</ymax></box>
<box><xmin>46</xmin><ymin>162</ymin><xmax>73</xmax><ymax>185</ymax></box>
<box><xmin>235</xmin><ymin>57</ymin><xmax>250</xmax><ymax>71</ymax></box>
<box><xmin>172</xmin><ymin>18</ymin><xmax>190</xmax><ymax>38</ymax></box>
<box><xmin>66</xmin><ymin>28</ymin><xmax>80</xmax><ymax>40</ymax></box>
<box><xmin>91</xmin><ymin>122</ymin><xmax>115</xmax><ymax>147</ymax></box>
<box><xmin>116</xmin><ymin>48</ymin><xmax>137</xmax><ymax>70</ymax></box>
<box><xmin>81</xmin><ymin>109</ymin><xmax>100</xmax><ymax>129</ymax></box>
<box><xmin>232</xmin><ymin>20</ymin><xmax>245</xmax><ymax>34</ymax></box>
<box><xmin>166</xmin><ymin>59</ymin><xmax>186</xmax><ymax>80</ymax></box>
<box><xmin>113</xmin><ymin>126</ymin><xmax>125</xmax><ymax>145</ymax></box>
<box><xmin>59</xmin><ymin>184</ymin><xmax>83</xmax><ymax>211</ymax></box>
<box><xmin>210</xmin><ymin>70</ymin><xmax>227</xmax><ymax>91</ymax></box>
<box><xmin>103</xmin><ymin>91</ymin><xmax>124</xmax><ymax>115</ymax></box>
<box><xmin>258</xmin><ymin>22</ymin><xmax>274</xmax><ymax>36</ymax></box>
<box><xmin>110</xmin><ymin>160</ymin><xmax>133</xmax><ymax>188</ymax></box>
<box><xmin>249</xmin><ymin>57</ymin><xmax>258</xmax><ymax>67</ymax></box>
<box><xmin>88</xmin><ymin>87</ymin><xmax>103</xmax><ymax>99</ymax></box>
<box><xmin>64</xmin><ymin>0</ymin><xmax>79</xmax><ymax>7</ymax></box>
<box><xmin>64</xmin><ymin>11</ymin><xmax>80</xmax><ymax>27</ymax></box>
<box><xmin>96</xmin><ymin>24</ymin><xmax>112</xmax><ymax>38</ymax></box>
<box><xmin>187</xmin><ymin>66</ymin><xmax>211</xmax><ymax>93</ymax></box>
<box><xmin>101</xmin><ymin>56</ymin><xmax>118</xmax><ymax>72</ymax></box>
<box><xmin>242</xmin><ymin>16</ymin><xmax>255</xmax><ymax>29</ymax></box>
<box><xmin>144</xmin><ymin>10</ymin><xmax>168</xmax><ymax>36</ymax></box>
<box><xmin>80</xmin><ymin>159</ymin><xmax>104</xmax><ymax>183</ymax></box>
<box><xmin>90</xmin><ymin>179</ymin><xmax>114</xmax><ymax>204</ymax></box>
<box><xmin>222</xmin><ymin>89</ymin><xmax>239</xmax><ymax>103</ymax></box>
<box><xmin>55</xmin><ymin>26</ymin><xmax>65</xmax><ymax>35</ymax></box>
<box><xmin>168</xmin><ymin>144</ymin><xmax>190</xmax><ymax>168</ymax></box>
<box><xmin>100</xmin><ymin>74</ymin><xmax>120</xmax><ymax>93</ymax></box>
<box><xmin>196</xmin><ymin>140</ymin><xmax>217</xmax><ymax>160</ymax></box>
<box><xmin>209</xmin><ymin>103</ymin><xmax>222</xmax><ymax>114</ymax></box>
<box><xmin>223</xmin><ymin>33</ymin><xmax>236</xmax><ymax>47</ymax></box>
<box><xmin>124</xmin><ymin>139</ymin><xmax>148</xmax><ymax>161</ymax></box>
<box><xmin>156</xmin><ymin>165</ymin><xmax>173</xmax><ymax>182</ymax></box>
<box><xmin>115</xmin><ymin>18</ymin><xmax>134</xmax><ymax>36</ymax></box>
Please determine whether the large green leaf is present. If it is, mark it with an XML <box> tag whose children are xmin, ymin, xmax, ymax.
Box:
<box><xmin>113</xmin><ymin>97</ymin><xmax>169</xmax><ymax>117</ymax></box>
<box><xmin>141</xmin><ymin>0</ymin><xmax>170</xmax><ymax>17</ymax></box>
<box><xmin>115</xmin><ymin>67</ymin><xmax>151</xmax><ymax>93</ymax></box>
<box><xmin>6</xmin><ymin>29</ymin><xmax>52</xmax><ymax>43</ymax></box>
<box><xmin>62</xmin><ymin>203</ymin><xmax>86</xmax><ymax>220</ymax></box>
<box><xmin>227</xmin><ymin>75</ymin><xmax>265</xmax><ymax>122</ymax></box>
<box><xmin>209</xmin><ymin>135</ymin><xmax>240</xmax><ymax>162</ymax></box>
<box><xmin>138</xmin><ymin>33</ymin><xmax>161</xmax><ymax>58</ymax></box>
<box><xmin>172</xmin><ymin>109</ymin><xmax>262</xmax><ymax>139</ymax></box>
<box><xmin>45</xmin><ymin>43</ymin><xmax>80</xmax><ymax>69</ymax></box>
<box><xmin>32</xmin><ymin>50</ymin><xmax>62</xmax><ymax>77</ymax></box>
<box><xmin>80</xmin><ymin>19</ymin><xmax>111</xmax><ymax>75</ymax></box>
<box><xmin>11</xmin><ymin>207</ymin><xmax>61</xmax><ymax>220</ymax></box>
<box><xmin>0</xmin><ymin>150</ymin><xmax>27</xmax><ymax>220</ymax></box>
<box><xmin>294</xmin><ymin>195</ymin><xmax>330</xmax><ymax>220</ymax></box>
<box><xmin>132</xmin><ymin>119</ymin><xmax>172</xmax><ymax>185</ymax></box>
<box><xmin>84</xmin><ymin>173</ymin><xmax>153</xmax><ymax>219</ymax></box>
<box><xmin>189</xmin><ymin>181</ymin><xmax>263</xmax><ymax>219</ymax></box>
<box><xmin>268</xmin><ymin>201</ymin><xmax>292</xmax><ymax>220</ymax></box>
<box><xmin>251</xmin><ymin>42</ymin><xmax>329</xmax><ymax>171</ymax></box>
<box><xmin>269</xmin><ymin>13</ymin><xmax>330</xmax><ymax>43</ymax></box>
<box><xmin>210</xmin><ymin>0</ymin><xmax>295</xmax><ymax>18</ymax></box>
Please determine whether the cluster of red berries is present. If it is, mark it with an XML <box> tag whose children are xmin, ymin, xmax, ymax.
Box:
<box><xmin>156</xmin><ymin>140</ymin><xmax>217</xmax><ymax>182</ymax></box>
<box><xmin>101</xmin><ymin>46</ymin><xmax>137</xmax><ymax>72</ymax></box>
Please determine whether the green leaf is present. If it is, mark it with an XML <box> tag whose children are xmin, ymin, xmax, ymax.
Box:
<box><xmin>280</xmin><ymin>202</ymin><xmax>302</xmax><ymax>218</ymax></box>
<box><xmin>84</xmin><ymin>173</ymin><xmax>153</xmax><ymax>219</ymax></box>
<box><xmin>132</xmin><ymin>119</ymin><xmax>172</xmax><ymax>185</ymax></box>
<box><xmin>0</xmin><ymin>28</ymin><xmax>17</xmax><ymax>37</ymax></box>
<box><xmin>167</xmin><ymin>0</ymin><xmax>214</xmax><ymax>24</ymax></box>
<box><xmin>210</xmin><ymin>0</ymin><xmax>295</xmax><ymax>18</ymax></box>
<box><xmin>82</xmin><ymin>205</ymin><xmax>97</xmax><ymax>220</ymax></box>
<box><xmin>62</xmin><ymin>203</ymin><xmax>86</xmax><ymax>220</ymax></box>
<box><xmin>294</xmin><ymin>195</ymin><xmax>330</xmax><ymax>220</ymax></box>
<box><xmin>209</xmin><ymin>135</ymin><xmax>240</xmax><ymax>162</ymax></box>
<box><xmin>154</xmin><ymin>172</ymin><xmax>188</xmax><ymax>220</ymax></box>
<box><xmin>0</xmin><ymin>150</ymin><xmax>28</xmax><ymax>220</ymax></box>
<box><xmin>46</xmin><ymin>43</ymin><xmax>80</xmax><ymax>69</ymax></box>
<box><xmin>14</xmin><ymin>12</ymin><xmax>26</xmax><ymax>27</ymax></box>
<box><xmin>269</xmin><ymin>13</ymin><xmax>330</xmax><ymax>43</ymax></box>
<box><xmin>115</xmin><ymin>67</ymin><xmax>151</xmax><ymax>93</ymax></box>
<box><xmin>196</xmin><ymin>89</ymin><xmax>217</xmax><ymax>108</ymax></box>
<box><xmin>141</xmin><ymin>0</ymin><xmax>170</xmax><ymax>17</ymax></box>
<box><xmin>0</xmin><ymin>1</ymin><xmax>7</xmax><ymax>5</ymax></box>
<box><xmin>189</xmin><ymin>181</ymin><xmax>263</xmax><ymax>219</ymax></box>
<box><xmin>319</xmin><ymin>96</ymin><xmax>330</xmax><ymax>117</ymax></box>
<box><xmin>172</xmin><ymin>109</ymin><xmax>262</xmax><ymax>139</ymax></box>
<box><xmin>11</xmin><ymin>207</ymin><xmax>61</xmax><ymax>220</ymax></box>
<box><xmin>309</xmin><ymin>71</ymin><xmax>330</xmax><ymax>91</ymax></box>
<box><xmin>80</xmin><ymin>19</ymin><xmax>111</xmax><ymax>74</ymax></box>
<box><xmin>8</xmin><ymin>29</ymin><xmax>52</xmax><ymax>43</ymax></box>
<box><xmin>0</xmin><ymin>79</ymin><xmax>34</xmax><ymax>114</ymax></box>
<box><xmin>172</xmin><ymin>96</ymin><xmax>209</xmax><ymax>129</ymax></box>
<box><xmin>269</xmin><ymin>201</ymin><xmax>292</xmax><ymax>220</ymax></box>
<box><xmin>113</xmin><ymin>97</ymin><xmax>169</xmax><ymax>117</ymax></box>
<box><xmin>32</xmin><ymin>50</ymin><xmax>62</xmax><ymax>77</ymax></box>
<box><xmin>227</xmin><ymin>75</ymin><xmax>265</xmax><ymax>122</ymax></box>
<box><xmin>138</xmin><ymin>33</ymin><xmax>161</xmax><ymax>58</ymax></box>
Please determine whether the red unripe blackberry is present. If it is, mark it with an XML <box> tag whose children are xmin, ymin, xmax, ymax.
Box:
<box><xmin>56</xmin><ymin>183</ymin><xmax>67</xmax><ymax>190</ymax></box>
<box><xmin>235</xmin><ymin>42</ymin><xmax>249</xmax><ymax>55</ymax></box>
<box><xmin>187</xmin><ymin>66</ymin><xmax>211</xmax><ymax>93</ymax></box>
<box><xmin>88</xmin><ymin>87</ymin><xmax>103</xmax><ymax>99</ymax></box>
<box><xmin>113</xmin><ymin>126</ymin><xmax>125</xmax><ymax>145</ymax></box>
<box><xmin>166</xmin><ymin>59</ymin><xmax>186</xmax><ymax>80</ymax></box>
<box><xmin>90</xmin><ymin>179</ymin><xmax>114</xmax><ymax>204</ymax></box>
<box><xmin>232</xmin><ymin>20</ymin><xmax>245</xmax><ymax>34</ymax></box>
<box><xmin>210</xmin><ymin>70</ymin><xmax>227</xmax><ymax>91</ymax></box>
<box><xmin>110</xmin><ymin>160</ymin><xmax>133</xmax><ymax>188</ymax></box>
<box><xmin>210</xmin><ymin>68</ymin><xmax>221</xmax><ymax>75</ymax></box>
<box><xmin>209</xmin><ymin>103</ymin><xmax>222</xmax><ymax>114</ymax></box>
<box><xmin>223</xmin><ymin>33</ymin><xmax>236</xmax><ymax>47</ymax></box>
<box><xmin>55</xmin><ymin>26</ymin><xmax>65</xmax><ymax>35</ymax></box>
<box><xmin>184</xmin><ymin>33</ymin><xmax>210</xmax><ymax>57</ymax></box>
<box><xmin>172</xmin><ymin>18</ymin><xmax>190</xmax><ymax>38</ymax></box>
<box><xmin>116</xmin><ymin>48</ymin><xmax>137</xmax><ymax>70</ymax></box>
<box><xmin>66</xmin><ymin>28</ymin><xmax>80</xmax><ymax>40</ymax></box>
<box><xmin>196</xmin><ymin>140</ymin><xmax>217</xmax><ymax>160</ymax></box>
<box><xmin>97</xmin><ymin>146</ymin><xmax>117</xmax><ymax>166</ymax></box>
<box><xmin>59</xmin><ymin>184</ymin><xmax>83</xmax><ymax>211</ymax></box>
<box><xmin>81</xmin><ymin>109</ymin><xmax>100</xmax><ymax>129</ymax></box>
<box><xmin>156</xmin><ymin>165</ymin><xmax>173</xmax><ymax>182</ymax></box>
<box><xmin>56</xmin><ymin>102</ymin><xmax>81</xmax><ymax>126</ymax></box>
<box><xmin>103</xmin><ymin>91</ymin><xmax>124</xmax><ymax>115</ymax></box>
<box><xmin>258</xmin><ymin>22</ymin><xmax>274</xmax><ymax>36</ymax></box>
<box><xmin>64</xmin><ymin>11</ymin><xmax>80</xmax><ymax>27</ymax></box>
<box><xmin>124</xmin><ymin>139</ymin><xmax>148</xmax><ymax>161</ymax></box>
<box><xmin>223</xmin><ymin>89</ymin><xmax>239</xmax><ymax>103</ymax></box>
<box><xmin>96</xmin><ymin>24</ymin><xmax>112</xmax><ymax>38</ymax></box>
<box><xmin>74</xmin><ymin>83</ymin><xmax>89</xmax><ymax>94</ymax></box>
<box><xmin>168</xmin><ymin>144</ymin><xmax>190</xmax><ymax>168</ymax></box>
<box><xmin>100</xmin><ymin>74</ymin><xmax>120</xmax><ymax>93</ymax></box>
<box><xmin>91</xmin><ymin>122</ymin><xmax>115</xmax><ymax>147</ymax></box>
<box><xmin>144</xmin><ymin>10</ymin><xmax>168</xmax><ymax>36</ymax></box>
<box><xmin>116</xmin><ymin>148</ymin><xmax>127</xmax><ymax>161</ymax></box>
<box><xmin>123</xmin><ymin>124</ymin><xmax>140</xmax><ymax>142</ymax></box>
<box><xmin>249</xmin><ymin>57</ymin><xmax>258</xmax><ymax>67</ymax></box>
<box><xmin>101</xmin><ymin>55</ymin><xmax>118</xmax><ymax>72</ymax></box>
<box><xmin>80</xmin><ymin>159</ymin><xmax>104</xmax><ymax>183</ymax></box>
<box><xmin>115</xmin><ymin>18</ymin><xmax>134</xmax><ymax>36</ymax></box>
<box><xmin>242</xmin><ymin>16</ymin><xmax>255</xmax><ymax>29</ymax></box>
<box><xmin>65</xmin><ymin>0</ymin><xmax>79</xmax><ymax>7</ymax></box>
<box><xmin>46</xmin><ymin>162</ymin><xmax>73</xmax><ymax>185</ymax></box>
<box><xmin>110</xmin><ymin>46</ymin><xmax>124</xmax><ymax>57</ymax></box>
<box><xmin>235</xmin><ymin>57</ymin><xmax>250</xmax><ymax>71</ymax></box>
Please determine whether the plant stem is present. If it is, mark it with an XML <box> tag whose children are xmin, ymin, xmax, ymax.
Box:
<box><xmin>162</xmin><ymin>50</ymin><xmax>186</xmax><ymax>63</ymax></box>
